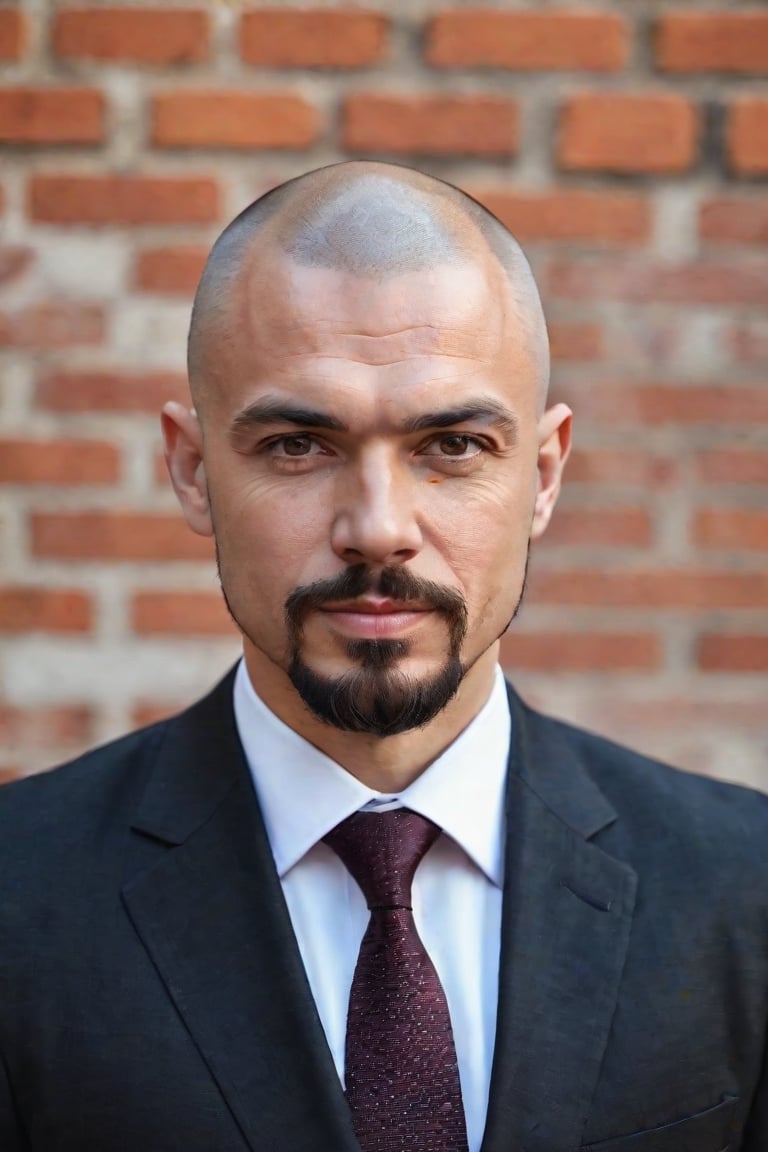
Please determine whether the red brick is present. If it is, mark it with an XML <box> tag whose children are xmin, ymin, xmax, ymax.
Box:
<box><xmin>557</xmin><ymin>383</ymin><xmax>768</xmax><ymax>427</ymax></box>
<box><xmin>531</xmin><ymin>569</ymin><xmax>768</xmax><ymax>610</ymax></box>
<box><xmin>132</xmin><ymin>702</ymin><xmax>178</xmax><ymax>728</ymax></box>
<box><xmin>240</xmin><ymin>9</ymin><xmax>387</xmax><ymax>68</ymax></box>
<box><xmin>548</xmin><ymin>322</ymin><xmax>602</xmax><ymax>362</ymax></box>
<box><xmin>475</xmin><ymin>188</ymin><xmax>650</xmax><ymax>245</ymax></box>
<box><xmin>28</xmin><ymin>174</ymin><xmax>220</xmax><ymax>226</ymax></box>
<box><xmin>545</xmin><ymin>258</ymin><xmax>768</xmax><ymax>306</ymax></box>
<box><xmin>0</xmin><ymin>9</ymin><xmax>26</xmax><ymax>60</ymax></box>
<box><xmin>31</xmin><ymin>511</ymin><xmax>213</xmax><ymax>562</ymax></box>
<box><xmin>728</xmin><ymin>321</ymin><xmax>768</xmax><ymax>364</ymax></box>
<box><xmin>543</xmin><ymin>507</ymin><xmax>652</xmax><ymax>548</ymax></box>
<box><xmin>427</xmin><ymin>9</ymin><xmax>628</xmax><ymax>72</ymax></box>
<box><xmin>697</xmin><ymin>634</ymin><xmax>768</xmax><ymax>673</ymax></box>
<box><xmin>36</xmin><ymin>370</ymin><xmax>190</xmax><ymax>413</ymax></box>
<box><xmin>559</xmin><ymin>93</ymin><xmax>698</xmax><ymax>173</ymax></box>
<box><xmin>567</xmin><ymin>450</ymin><xmax>677</xmax><ymax>488</ymax></box>
<box><xmin>0</xmin><ymin>87</ymin><xmax>104</xmax><ymax>145</ymax></box>
<box><xmin>343</xmin><ymin>93</ymin><xmax>518</xmax><ymax>156</ymax></box>
<box><xmin>655</xmin><ymin>13</ymin><xmax>768</xmax><ymax>74</ymax></box>
<box><xmin>0</xmin><ymin>304</ymin><xmax>104</xmax><ymax>348</ymax></box>
<box><xmin>0</xmin><ymin>587</ymin><xmax>92</xmax><ymax>633</ymax></box>
<box><xmin>0</xmin><ymin>246</ymin><xmax>34</xmax><ymax>287</ymax></box>
<box><xmin>0</xmin><ymin>704</ymin><xmax>94</xmax><ymax>748</ymax></box>
<box><xmin>500</xmin><ymin>630</ymin><xmax>661</xmax><ymax>673</ymax></box>
<box><xmin>693</xmin><ymin>508</ymin><xmax>768</xmax><ymax>551</ymax></box>
<box><xmin>0</xmin><ymin>439</ymin><xmax>120</xmax><ymax>485</ymax></box>
<box><xmin>135</xmin><ymin>246</ymin><xmax>207</xmax><ymax>294</ymax></box>
<box><xmin>131</xmin><ymin>591</ymin><xmax>235</xmax><ymax>635</ymax></box>
<box><xmin>728</xmin><ymin>98</ymin><xmax>768</xmax><ymax>174</ymax></box>
<box><xmin>700</xmin><ymin>198</ymin><xmax>768</xmax><ymax>245</ymax></box>
<box><xmin>695</xmin><ymin>450</ymin><xmax>768</xmax><ymax>486</ymax></box>
<box><xmin>53</xmin><ymin>7</ymin><xmax>209</xmax><ymax>65</ymax></box>
<box><xmin>152</xmin><ymin>91</ymin><xmax>320</xmax><ymax>150</ymax></box>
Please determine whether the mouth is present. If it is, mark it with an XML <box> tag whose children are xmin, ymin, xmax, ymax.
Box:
<box><xmin>318</xmin><ymin>598</ymin><xmax>434</xmax><ymax>638</ymax></box>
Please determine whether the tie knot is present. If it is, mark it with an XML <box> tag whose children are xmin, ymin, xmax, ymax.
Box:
<box><xmin>323</xmin><ymin>808</ymin><xmax>441</xmax><ymax>910</ymax></box>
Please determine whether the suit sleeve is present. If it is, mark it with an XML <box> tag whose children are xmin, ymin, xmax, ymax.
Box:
<box><xmin>0</xmin><ymin>1046</ymin><xmax>26</xmax><ymax>1152</ymax></box>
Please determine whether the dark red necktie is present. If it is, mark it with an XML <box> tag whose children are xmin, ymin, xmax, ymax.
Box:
<box><xmin>323</xmin><ymin>808</ymin><xmax>469</xmax><ymax>1151</ymax></box>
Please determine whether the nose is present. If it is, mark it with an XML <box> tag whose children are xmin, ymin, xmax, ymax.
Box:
<box><xmin>331</xmin><ymin>447</ymin><xmax>423</xmax><ymax>567</ymax></box>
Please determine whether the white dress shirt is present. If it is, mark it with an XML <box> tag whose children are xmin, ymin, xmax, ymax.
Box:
<box><xmin>233</xmin><ymin>660</ymin><xmax>510</xmax><ymax>1152</ymax></box>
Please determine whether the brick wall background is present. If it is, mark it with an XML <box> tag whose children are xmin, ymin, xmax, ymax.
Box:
<box><xmin>1</xmin><ymin>1</ymin><xmax>766</xmax><ymax>789</ymax></box>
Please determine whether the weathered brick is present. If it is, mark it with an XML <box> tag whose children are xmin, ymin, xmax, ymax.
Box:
<box><xmin>0</xmin><ymin>87</ymin><xmax>104</xmax><ymax>145</ymax></box>
<box><xmin>427</xmin><ymin>9</ymin><xmax>629</xmax><ymax>72</ymax></box>
<box><xmin>543</xmin><ymin>507</ymin><xmax>652</xmax><ymax>549</ymax></box>
<box><xmin>695</xmin><ymin>450</ymin><xmax>768</xmax><ymax>486</ymax></box>
<box><xmin>697</xmin><ymin>634</ymin><xmax>768</xmax><ymax>673</ymax></box>
<box><xmin>567</xmin><ymin>450</ymin><xmax>677</xmax><ymax>488</ymax></box>
<box><xmin>548</xmin><ymin>323</ymin><xmax>602</xmax><ymax>362</ymax></box>
<box><xmin>131</xmin><ymin>591</ymin><xmax>235</xmax><ymax>635</ymax></box>
<box><xmin>343</xmin><ymin>93</ymin><xmax>518</xmax><ymax>156</ymax></box>
<box><xmin>0</xmin><ymin>587</ymin><xmax>92</xmax><ymax>633</ymax></box>
<box><xmin>559</xmin><ymin>92</ymin><xmax>698</xmax><ymax>173</ymax></box>
<box><xmin>699</xmin><ymin>198</ymin><xmax>768</xmax><ymax>244</ymax></box>
<box><xmin>0</xmin><ymin>9</ymin><xmax>26</xmax><ymax>60</ymax></box>
<box><xmin>28</xmin><ymin>174</ymin><xmax>220</xmax><ymax>226</ymax></box>
<box><xmin>53</xmin><ymin>7</ymin><xmax>209</xmax><ymax>64</ymax></box>
<box><xmin>0</xmin><ymin>704</ymin><xmax>94</xmax><ymax>748</ymax></box>
<box><xmin>0</xmin><ymin>246</ymin><xmax>34</xmax><ymax>287</ymax></box>
<box><xmin>0</xmin><ymin>439</ymin><xmax>120</xmax><ymax>485</ymax></box>
<box><xmin>36</xmin><ymin>370</ymin><xmax>190</xmax><ymax>413</ymax></box>
<box><xmin>531</xmin><ymin>570</ymin><xmax>768</xmax><ymax>610</ymax></box>
<box><xmin>135</xmin><ymin>246</ymin><xmax>208</xmax><ymax>294</ymax></box>
<box><xmin>557</xmin><ymin>384</ymin><xmax>768</xmax><ymax>427</ymax></box>
<box><xmin>475</xmin><ymin>188</ymin><xmax>650</xmax><ymax>244</ymax></box>
<box><xmin>152</xmin><ymin>91</ymin><xmax>320</xmax><ymax>149</ymax></box>
<box><xmin>728</xmin><ymin>98</ymin><xmax>768</xmax><ymax>174</ymax></box>
<box><xmin>500</xmin><ymin>631</ymin><xmax>661</xmax><ymax>672</ymax></box>
<box><xmin>693</xmin><ymin>508</ymin><xmax>768</xmax><ymax>551</ymax></box>
<box><xmin>0</xmin><ymin>304</ymin><xmax>104</xmax><ymax>348</ymax></box>
<box><xmin>31</xmin><ymin>511</ymin><xmax>213</xmax><ymax>562</ymax></box>
<box><xmin>545</xmin><ymin>258</ymin><xmax>768</xmax><ymax>306</ymax></box>
<box><xmin>656</xmin><ymin>13</ymin><xmax>768</xmax><ymax>74</ymax></box>
<box><xmin>728</xmin><ymin>320</ymin><xmax>768</xmax><ymax>364</ymax></box>
<box><xmin>240</xmin><ymin>9</ymin><xmax>387</xmax><ymax>68</ymax></box>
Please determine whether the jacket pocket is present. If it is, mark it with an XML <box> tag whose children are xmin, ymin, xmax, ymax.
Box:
<box><xmin>581</xmin><ymin>1094</ymin><xmax>739</xmax><ymax>1152</ymax></box>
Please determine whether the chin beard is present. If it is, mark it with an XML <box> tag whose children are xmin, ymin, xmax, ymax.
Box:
<box><xmin>216</xmin><ymin>549</ymin><xmax>529</xmax><ymax>739</ymax></box>
<box><xmin>288</xmin><ymin>643</ymin><xmax>465</xmax><ymax>737</ymax></box>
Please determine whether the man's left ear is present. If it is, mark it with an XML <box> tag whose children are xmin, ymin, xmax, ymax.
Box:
<box><xmin>531</xmin><ymin>402</ymin><xmax>572</xmax><ymax>541</ymax></box>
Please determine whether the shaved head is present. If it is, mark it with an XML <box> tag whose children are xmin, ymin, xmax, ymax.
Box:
<box><xmin>187</xmin><ymin>161</ymin><xmax>549</xmax><ymax>411</ymax></box>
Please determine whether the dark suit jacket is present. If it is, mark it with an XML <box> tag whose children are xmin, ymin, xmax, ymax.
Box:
<box><xmin>0</xmin><ymin>668</ymin><xmax>766</xmax><ymax>1151</ymax></box>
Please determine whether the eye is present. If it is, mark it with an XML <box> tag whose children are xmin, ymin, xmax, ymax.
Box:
<box><xmin>421</xmin><ymin>434</ymin><xmax>485</xmax><ymax>458</ymax></box>
<box><xmin>268</xmin><ymin>435</ymin><xmax>326</xmax><ymax>457</ymax></box>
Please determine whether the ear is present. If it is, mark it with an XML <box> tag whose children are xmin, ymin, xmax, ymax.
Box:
<box><xmin>531</xmin><ymin>402</ymin><xmax>572</xmax><ymax>541</ymax></box>
<box><xmin>161</xmin><ymin>402</ymin><xmax>213</xmax><ymax>538</ymax></box>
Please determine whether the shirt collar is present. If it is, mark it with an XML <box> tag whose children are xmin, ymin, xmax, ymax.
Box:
<box><xmin>234</xmin><ymin>660</ymin><xmax>509</xmax><ymax>888</ymax></box>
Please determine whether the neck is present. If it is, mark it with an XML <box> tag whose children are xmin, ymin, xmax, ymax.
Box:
<box><xmin>242</xmin><ymin>644</ymin><xmax>499</xmax><ymax>792</ymax></box>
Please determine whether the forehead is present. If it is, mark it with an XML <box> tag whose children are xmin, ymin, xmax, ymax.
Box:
<box><xmin>204</xmin><ymin>252</ymin><xmax>538</xmax><ymax>420</ymax></box>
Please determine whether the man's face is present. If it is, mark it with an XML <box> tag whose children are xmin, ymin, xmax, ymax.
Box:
<box><xmin>169</xmin><ymin>251</ymin><xmax>569</xmax><ymax>735</ymax></box>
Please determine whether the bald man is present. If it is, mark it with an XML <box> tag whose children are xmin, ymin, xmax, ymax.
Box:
<box><xmin>0</xmin><ymin>162</ymin><xmax>766</xmax><ymax>1152</ymax></box>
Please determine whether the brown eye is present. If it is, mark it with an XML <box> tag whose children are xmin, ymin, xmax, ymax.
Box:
<box><xmin>439</xmin><ymin>435</ymin><xmax>473</xmax><ymax>456</ymax></box>
<box><xmin>282</xmin><ymin>436</ymin><xmax>313</xmax><ymax>456</ymax></box>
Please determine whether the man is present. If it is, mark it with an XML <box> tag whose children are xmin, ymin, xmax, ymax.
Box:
<box><xmin>0</xmin><ymin>161</ymin><xmax>766</xmax><ymax>1152</ymax></box>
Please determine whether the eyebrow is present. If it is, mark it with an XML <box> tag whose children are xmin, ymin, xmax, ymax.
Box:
<box><xmin>230</xmin><ymin>395</ymin><xmax>519</xmax><ymax>442</ymax></box>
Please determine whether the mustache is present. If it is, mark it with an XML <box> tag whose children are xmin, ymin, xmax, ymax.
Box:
<box><xmin>285</xmin><ymin>564</ymin><xmax>467</xmax><ymax>636</ymax></box>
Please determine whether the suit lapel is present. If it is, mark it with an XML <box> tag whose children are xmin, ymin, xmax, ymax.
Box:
<box><xmin>481</xmin><ymin>690</ymin><xmax>638</xmax><ymax>1152</ymax></box>
<box><xmin>121</xmin><ymin>671</ymin><xmax>358</xmax><ymax>1152</ymax></box>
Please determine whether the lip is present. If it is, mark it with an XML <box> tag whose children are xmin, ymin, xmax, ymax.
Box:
<box><xmin>320</xmin><ymin>598</ymin><xmax>431</xmax><ymax>615</ymax></box>
<box><xmin>319</xmin><ymin>600</ymin><xmax>433</xmax><ymax>638</ymax></box>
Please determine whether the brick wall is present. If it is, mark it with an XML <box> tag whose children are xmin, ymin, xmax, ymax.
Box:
<box><xmin>1</xmin><ymin>2</ymin><xmax>766</xmax><ymax>789</ymax></box>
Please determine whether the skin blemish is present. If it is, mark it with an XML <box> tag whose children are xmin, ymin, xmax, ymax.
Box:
<box><xmin>427</xmin><ymin>477</ymin><xmax>444</xmax><ymax>484</ymax></box>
